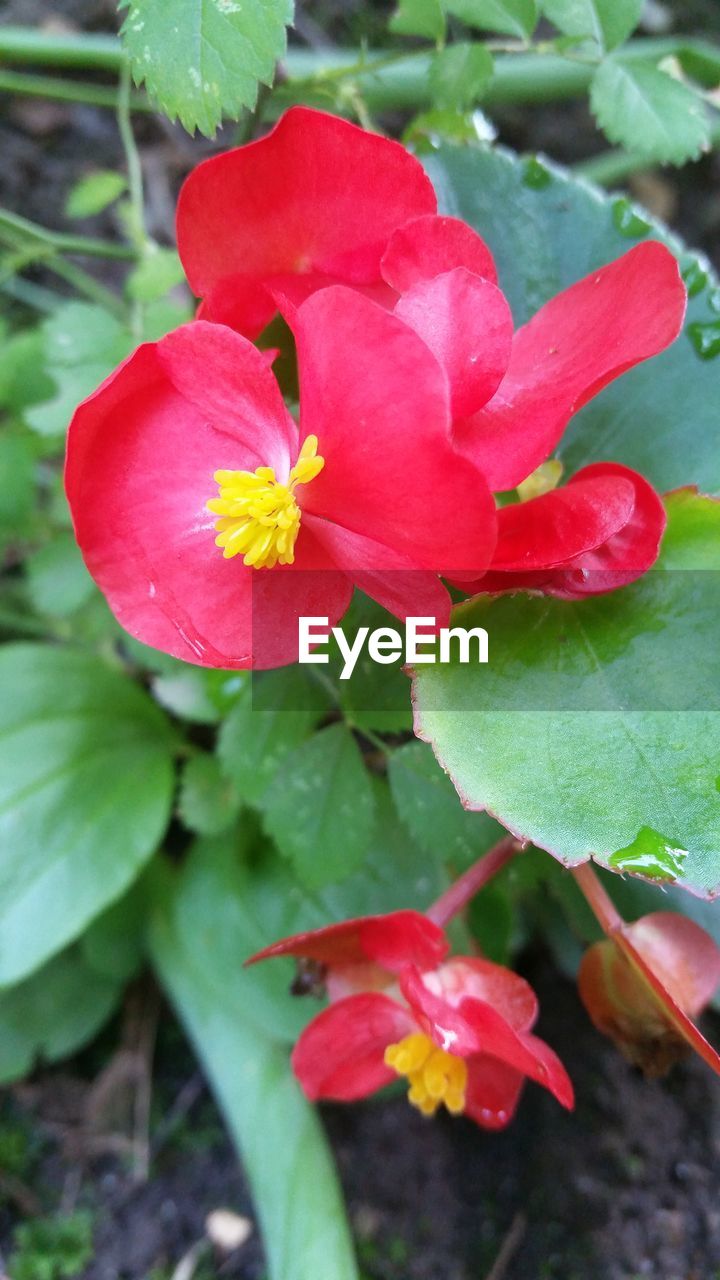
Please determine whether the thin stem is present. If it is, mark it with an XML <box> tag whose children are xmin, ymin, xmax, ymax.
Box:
<box><xmin>44</xmin><ymin>256</ymin><xmax>127</xmax><ymax>316</ymax></box>
<box><xmin>572</xmin><ymin>862</ymin><xmax>624</xmax><ymax>935</ymax></box>
<box><xmin>0</xmin><ymin>274</ymin><xmax>60</xmax><ymax>311</ymax></box>
<box><xmin>118</xmin><ymin>63</ymin><xmax>149</xmax><ymax>338</ymax></box>
<box><xmin>427</xmin><ymin>834</ymin><xmax>523</xmax><ymax>927</ymax></box>
<box><xmin>0</xmin><ymin>208</ymin><xmax>136</xmax><ymax>261</ymax></box>
<box><xmin>0</xmin><ymin>69</ymin><xmax>151</xmax><ymax>113</ymax></box>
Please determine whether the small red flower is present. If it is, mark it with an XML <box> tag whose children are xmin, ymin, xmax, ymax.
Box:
<box><xmin>578</xmin><ymin>911</ymin><xmax>720</xmax><ymax>1077</ymax></box>
<box><xmin>65</xmin><ymin>288</ymin><xmax>497</xmax><ymax>669</ymax></box>
<box><xmin>247</xmin><ymin>910</ymin><xmax>573</xmax><ymax>1128</ymax></box>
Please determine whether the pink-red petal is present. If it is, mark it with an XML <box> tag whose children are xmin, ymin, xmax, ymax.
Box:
<box><xmin>246</xmin><ymin>910</ymin><xmax>449</xmax><ymax>974</ymax></box>
<box><xmin>292</xmin><ymin>993</ymin><xmax>415</xmax><ymax>1101</ymax></box>
<box><xmin>457</xmin><ymin>242</ymin><xmax>686</xmax><ymax>490</ymax></box>
<box><xmin>462</xmin><ymin>463</ymin><xmax>667</xmax><ymax>600</ymax></box>
<box><xmin>381</xmin><ymin>213</ymin><xmax>497</xmax><ymax>292</ymax></box>
<box><xmin>464</xmin><ymin>1057</ymin><xmax>526</xmax><ymax>1130</ymax></box>
<box><xmin>394</xmin><ymin>269</ymin><xmax>513</xmax><ymax>420</ymax></box>
<box><xmin>293</xmin><ymin>287</ymin><xmax>498</xmax><ymax>576</ymax></box>
<box><xmin>64</xmin><ymin>326</ymin><xmax>350</xmax><ymax>669</ymax></box>
<box><xmin>177</xmin><ymin>106</ymin><xmax>436</xmax><ymax>338</ymax></box>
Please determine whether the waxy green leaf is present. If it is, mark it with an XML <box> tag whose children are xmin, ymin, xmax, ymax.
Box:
<box><xmin>0</xmin><ymin>645</ymin><xmax>175</xmax><ymax>984</ymax></box>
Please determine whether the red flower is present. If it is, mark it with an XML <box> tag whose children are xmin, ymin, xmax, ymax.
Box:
<box><xmin>578</xmin><ymin>911</ymin><xmax>720</xmax><ymax>1077</ymax></box>
<box><xmin>247</xmin><ymin>910</ymin><xmax>573</xmax><ymax>1128</ymax></box>
<box><xmin>65</xmin><ymin>288</ymin><xmax>497</xmax><ymax>669</ymax></box>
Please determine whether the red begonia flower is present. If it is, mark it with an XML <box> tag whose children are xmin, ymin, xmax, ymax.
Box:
<box><xmin>247</xmin><ymin>910</ymin><xmax>573</xmax><ymax>1128</ymax></box>
<box><xmin>453</xmin><ymin>242</ymin><xmax>686</xmax><ymax>491</ymax></box>
<box><xmin>177</xmin><ymin>106</ymin><xmax>437</xmax><ymax>338</ymax></box>
<box><xmin>65</xmin><ymin>289</ymin><xmax>497</xmax><ymax>669</ymax></box>
<box><xmin>578</xmin><ymin>911</ymin><xmax>720</xmax><ymax>1077</ymax></box>
<box><xmin>455</xmin><ymin>462</ymin><xmax>667</xmax><ymax>600</ymax></box>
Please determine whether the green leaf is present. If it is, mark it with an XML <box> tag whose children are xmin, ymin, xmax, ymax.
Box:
<box><xmin>0</xmin><ymin>329</ymin><xmax>55</xmax><ymax>412</ymax></box>
<box><xmin>412</xmin><ymin>492</ymin><xmax>720</xmax><ymax>896</ymax></box>
<box><xmin>25</xmin><ymin>533</ymin><xmax>95</xmax><ymax>618</ymax></box>
<box><xmin>126</xmin><ymin>248</ymin><xmax>186</xmax><ymax>303</ymax></box>
<box><xmin>389</xmin><ymin>740</ymin><xmax>505</xmax><ymax>869</ymax></box>
<box><xmin>120</xmin><ymin>0</ymin><xmax>294</xmax><ymax>136</ymax></box>
<box><xmin>25</xmin><ymin>302</ymin><xmax>133</xmax><ymax>438</ymax></box>
<box><xmin>80</xmin><ymin>880</ymin><xmax>147</xmax><ymax>982</ymax></box>
<box><xmin>444</xmin><ymin>0</ymin><xmax>538</xmax><ymax>39</ymax></box>
<box><xmin>540</xmin><ymin>0</ymin><xmax>641</xmax><ymax>50</ymax></box>
<box><xmin>421</xmin><ymin>143</ymin><xmax>720</xmax><ymax>493</ymax></box>
<box><xmin>590</xmin><ymin>57</ymin><xmax>709</xmax><ymax>165</ymax></box>
<box><xmin>178</xmin><ymin>752</ymin><xmax>242</xmax><ymax>835</ymax></box>
<box><xmin>0</xmin><ymin>429</ymin><xmax>38</xmax><ymax>543</ymax></box>
<box><xmin>151</xmin><ymin>666</ymin><xmax>230</xmax><ymax>724</ymax></box>
<box><xmin>0</xmin><ymin>946</ymin><xmax>121</xmax><ymax>1084</ymax></box>
<box><xmin>149</xmin><ymin>837</ymin><xmax>360</xmax><ymax>1280</ymax></box>
<box><xmin>218</xmin><ymin>668</ymin><xmax>329</xmax><ymax>807</ymax></box>
<box><xmin>260</xmin><ymin>725</ymin><xmax>376</xmax><ymax>888</ymax></box>
<box><xmin>390</xmin><ymin>0</ymin><xmax>445</xmax><ymax>39</ymax></box>
<box><xmin>429</xmin><ymin>42</ymin><xmax>494</xmax><ymax>110</ymax></box>
<box><xmin>0</xmin><ymin>645</ymin><xmax>175</xmax><ymax>984</ymax></box>
<box><xmin>65</xmin><ymin>170</ymin><xmax>127</xmax><ymax>219</ymax></box>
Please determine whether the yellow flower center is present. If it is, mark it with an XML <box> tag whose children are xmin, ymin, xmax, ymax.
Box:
<box><xmin>384</xmin><ymin>1032</ymin><xmax>467</xmax><ymax>1118</ymax></box>
<box><xmin>207</xmin><ymin>435</ymin><xmax>324</xmax><ymax>569</ymax></box>
<box><xmin>516</xmin><ymin>458</ymin><xmax>563</xmax><ymax>502</ymax></box>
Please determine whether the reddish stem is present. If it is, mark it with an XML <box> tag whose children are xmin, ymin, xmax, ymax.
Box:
<box><xmin>426</xmin><ymin>834</ymin><xmax>523</xmax><ymax>928</ymax></box>
<box><xmin>572</xmin><ymin>862</ymin><xmax>625</xmax><ymax>936</ymax></box>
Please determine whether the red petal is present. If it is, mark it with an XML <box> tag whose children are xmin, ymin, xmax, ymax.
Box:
<box><xmin>464</xmin><ymin>1057</ymin><xmax>525</xmax><ymax>1129</ymax></box>
<box><xmin>65</xmin><ymin>324</ymin><xmax>350</xmax><ymax>668</ymax></box>
<box><xmin>381</xmin><ymin>214</ymin><xmax>497</xmax><ymax>292</ymax></box>
<box><xmin>293</xmin><ymin>287</ymin><xmax>498</xmax><ymax>576</ymax></box>
<box><xmin>463</xmin><ymin>463</ymin><xmax>666</xmax><ymax>599</ymax></box>
<box><xmin>626</xmin><ymin>912</ymin><xmax>720</xmax><ymax>1018</ymax></box>
<box><xmin>306</xmin><ymin>516</ymin><xmax>452</xmax><ymax>625</ymax></box>
<box><xmin>291</xmin><ymin>993</ymin><xmax>415</xmax><ymax>1101</ymax></box>
<box><xmin>247</xmin><ymin>909</ymin><xmax>448</xmax><ymax>974</ymax></box>
<box><xmin>457</xmin><ymin>243</ymin><xmax>686</xmax><ymax>490</ymax></box>
<box><xmin>394</xmin><ymin>269</ymin><xmax>513</xmax><ymax>420</ymax></box>
<box><xmin>488</xmin><ymin>471</ymin><xmax>636</xmax><ymax>570</ymax></box>
<box><xmin>401</xmin><ymin>965</ymin><xmax>573</xmax><ymax>1107</ymax></box>
<box><xmin>177</xmin><ymin>106</ymin><xmax>436</xmax><ymax>338</ymax></box>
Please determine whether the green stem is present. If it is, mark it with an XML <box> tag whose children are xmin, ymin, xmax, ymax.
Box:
<box><xmin>0</xmin><ymin>208</ymin><xmax>137</xmax><ymax>261</ymax></box>
<box><xmin>117</xmin><ymin>63</ymin><xmax>148</xmax><ymax>337</ymax></box>
<box><xmin>0</xmin><ymin>69</ymin><xmax>150</xmax><ymax>112</ymax></box>
<box><xmin>0</xmin><ymin>26</ymin><xmax>713</xmax><ymax>111</ymax></box>
<box><xmin>578</xmin><ymin>114</ymin><xmax>720</xmax><ymax>186</ymax></box>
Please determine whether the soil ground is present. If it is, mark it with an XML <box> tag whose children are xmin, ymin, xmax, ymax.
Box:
<box><xmin>2</xmin><ymin>2</ymin><xmax>720</xmax><ymax>1277</ymax></box>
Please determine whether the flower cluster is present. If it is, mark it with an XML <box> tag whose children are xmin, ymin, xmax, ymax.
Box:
<box><xmin>65</xmin><ymin>107</ymin><xmax>687</xmax><ymax>669</ymax></box>
<box><xmin>247</xmin><ymin>906</ymin><xmax>574</xmax><ymax>1129</ymax></box>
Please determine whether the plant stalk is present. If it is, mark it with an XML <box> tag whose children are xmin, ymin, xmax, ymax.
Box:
<box><xmin>427</xmin><ymin>834</ymin><xmax>523</xmax><ymax>927</ymax></box>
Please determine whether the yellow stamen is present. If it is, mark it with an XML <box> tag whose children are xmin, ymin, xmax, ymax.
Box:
<box><xmin>384</xmin><ymin>1032</ymin><xmax>467</xmax><ymax>1118</ymax></box>
<box><xmin>207</xmin><ymin>435</ymin><xmax>324</xmax><ymax>569</ymax></box>
<box><xmin>516</xmin><ymin>458</ymin><xmax>563</xmax><ymax>502</ymax></box>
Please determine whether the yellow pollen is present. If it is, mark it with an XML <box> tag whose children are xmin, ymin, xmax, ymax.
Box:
<box><xmin>384</xmin><ymin>1032</ymin><xmax>467</xmax><ymax>1118</ymax></box>
<box><xmin>207</xmin><ymin>435</ymin><xmax>324</xmax><ymax>569</ymax></box>
<box><xmin>516</xmin><ymin>458</ymin><xmax>563</xmax><ymax>503</ymax></box>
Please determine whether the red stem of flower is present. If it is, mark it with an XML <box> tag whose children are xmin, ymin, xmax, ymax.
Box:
<box><xmin>426</xmin><ymin>834</ymin><xmax>523</xmax><ymax>928</ymax></box>
<box><xmin>572</xmin><ymin>862</ymin><xmax>625</xmax><ymax>937</ymax></box>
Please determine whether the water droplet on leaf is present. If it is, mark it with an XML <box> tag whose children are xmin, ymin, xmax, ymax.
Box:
<box><xmin>612</xmin><ymin>198</ymin><xmax>651</xmax><ymax>239</ymax></box>
<box><xmin>607</xmin><ymin>826</ymin><xmax>688</xmax><ymax>882</ymax></box>
<box><xmin>687</xmin><ymin>320</ymin><xmax>720</xmax><ymax>360</ymax></box>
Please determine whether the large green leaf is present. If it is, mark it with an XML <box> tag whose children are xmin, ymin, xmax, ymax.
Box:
<box><xmin>413</xmin><ymin>491</ymin><xmax>720</xmax><ymax>896</ymax></box>
<box><xmin>0</xmin><ymin>645</ymin><xmax>175</xmax><ymax>985</ymax></box>
<box><xmin>0</xmin><ymin>945</ymin><xmax>121</xmax><ymax>1084</ymax></box>
<box><xmin>120</xmin><ymin>0</ymin><xmax>294</xmax><ymax>136</ymax></box>
<box><xmin>422</xmin><ymin>144</ymin><xmax>720</xmax><ymax>494</ymax></box>
<box><xmin>149</xmin><ymin>816</ymin><xmax>448</xmax><ymax>1280</ymax></box>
